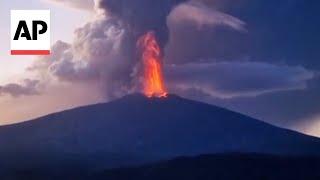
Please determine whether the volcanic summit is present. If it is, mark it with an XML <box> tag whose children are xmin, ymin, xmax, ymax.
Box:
<box><xmin>1</xmin><ymin>93</ymin><xmax>320</xmax><ymax>175</ymax></box>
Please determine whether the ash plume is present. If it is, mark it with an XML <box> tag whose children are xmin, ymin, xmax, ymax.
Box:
<box><xmin>27</xmin><ymin>0</ymin><xmax>192</xmax><ymax>100</ymax></box>
<box><xmin>97</xmin><ymin>0</ymin><xmax>187</xmax><ymax>49</ymax></box>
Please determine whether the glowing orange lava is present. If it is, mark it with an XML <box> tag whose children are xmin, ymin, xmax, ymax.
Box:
<box><xmin>137</xmin><ymin>31</ymin><xmax>168</xmax><ymax>98</ymax></box>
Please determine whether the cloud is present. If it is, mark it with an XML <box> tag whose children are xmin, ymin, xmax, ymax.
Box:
<box><xmin>165</xmin><ymin>2</ymin><xmax>247</xmax><ymax>64</ymax></box>
<box><xmin>166</xmin><ymin>62</ymin><xmax>315</xmax><ymax>98</ymax></box>
<box><xmin>5</xmin><ymin>0</ymin><xmax>316</xmax><ymax>102</ymax></box>
<box><xmin>29</xmin><ymin>0</ymin><xmax>239</xmax><ymax>100</ymax></box>
<box><xmin>211</xmin><ymin>75</ymin><xmax>320</xmax><ymax>128</ymax></box>
<box><xmin>8</xmin><ymin>0</ymin><xmax>314</xmax><ymax>101</ymax></box>
<box><xmin>27</xmin><ymin>0</ymin><xmax>207</xmax><ymax>100</ymax></box>
<box><xmin>0</xmin><ymin>79</ymin><xmax>40</xmax><ymax>97</ymax></box>
<box><xmin>169</xmin><ymin>2</ymin><xmax>246</xmax><ymax>32</ymax></box>
<box><xmin>28</xmin><ymin>17</ymin><xmax>136</xmax><ymax>99</ymax></box>
<box><xmin>46</xmin><ymin>0</ymin><xmax>95</xmax><ymax>10</ymax></box>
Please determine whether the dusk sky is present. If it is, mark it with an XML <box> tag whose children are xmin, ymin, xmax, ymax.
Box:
<box><xmin>0</xmin><ymin>0</ymin><xmax>319</xmax><ymax>137</ymax></box>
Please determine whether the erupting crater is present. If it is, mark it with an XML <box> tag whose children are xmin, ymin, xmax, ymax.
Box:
<box><xmin>137</xmin><ymin>31</ymin><xmax>168</xmax><ymax>98</ymax></box>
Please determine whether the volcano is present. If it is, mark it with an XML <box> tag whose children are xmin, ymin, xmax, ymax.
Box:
<box><xmin>1</xmin><ymin>94</ymin><xmax>320</xmax><ymax>175</ymax></box>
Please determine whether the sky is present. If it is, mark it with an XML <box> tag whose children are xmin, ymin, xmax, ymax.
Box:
<box><xmin>0</xmin><ymin>0</ymin><xmax>320</xmax><ymax>137</ymax></box>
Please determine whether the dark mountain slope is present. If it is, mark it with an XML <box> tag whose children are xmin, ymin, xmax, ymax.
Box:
<box><xmin>0</xmin><ymin>94</ymin><xmax>320</xmax><ymax>172</ymax></box>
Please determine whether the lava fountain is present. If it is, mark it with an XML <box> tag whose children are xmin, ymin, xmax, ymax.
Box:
<box><xmin>137</xmin><ymin>31</ymin><xmax>168</xmax><ymax>98</ymax></box>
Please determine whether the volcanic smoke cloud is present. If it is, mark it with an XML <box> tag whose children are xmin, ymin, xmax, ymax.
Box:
<box><xmin>1</xmin><ymin>0</ymin><xmax>314</xmax><ymax>102</ymax></box>
<box><xmin>24</xmin><ymin>0</ymin><xmax>188</xmax><ymax>99</ymax></box>
<box><xmin>98</xmin><ymin>0</ymin><xmax>187</xmax><ymax>49</ymax></box>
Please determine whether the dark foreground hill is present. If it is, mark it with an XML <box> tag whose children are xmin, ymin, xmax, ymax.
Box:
<box><xmin>3</xmin><ymin>153</ymin><xmax>320</xmax><ymax>180</ymax></box>
<box><xmin>1</xmin><ymin>94</ymin><xmax>320</xmax><ymax>176</ymax></box>
<box><xmin>91</xmin><ymin>153</ymin><xmax>320</xmax><ymax>180</ymax></box>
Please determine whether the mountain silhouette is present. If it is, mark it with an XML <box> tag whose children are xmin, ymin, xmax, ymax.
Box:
<box><xmin>1</xmin><ymin>94</ymin><xmax>320</xmax><ymax>175</ymax></box>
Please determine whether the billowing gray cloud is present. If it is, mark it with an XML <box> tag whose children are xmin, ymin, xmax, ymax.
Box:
<box><xmin>29</xmin><ymin>17</ymin><xmax>135</xmax><ymax>99</ymax></box>
<box><xmin>166</xmin><ymin>62</ymin><xmax>315</xmax><ymax>98</ymax></box>
<box><xmin>0</xmin><ymin>79</ymin><xmax>40</xmax><ymax>97</ymax></box>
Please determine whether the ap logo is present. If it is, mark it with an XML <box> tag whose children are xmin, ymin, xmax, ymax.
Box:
<box><xmin>11</xmin><ymin>10</ymin><xmax>50</xmax><ymax>55</ymax></box>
